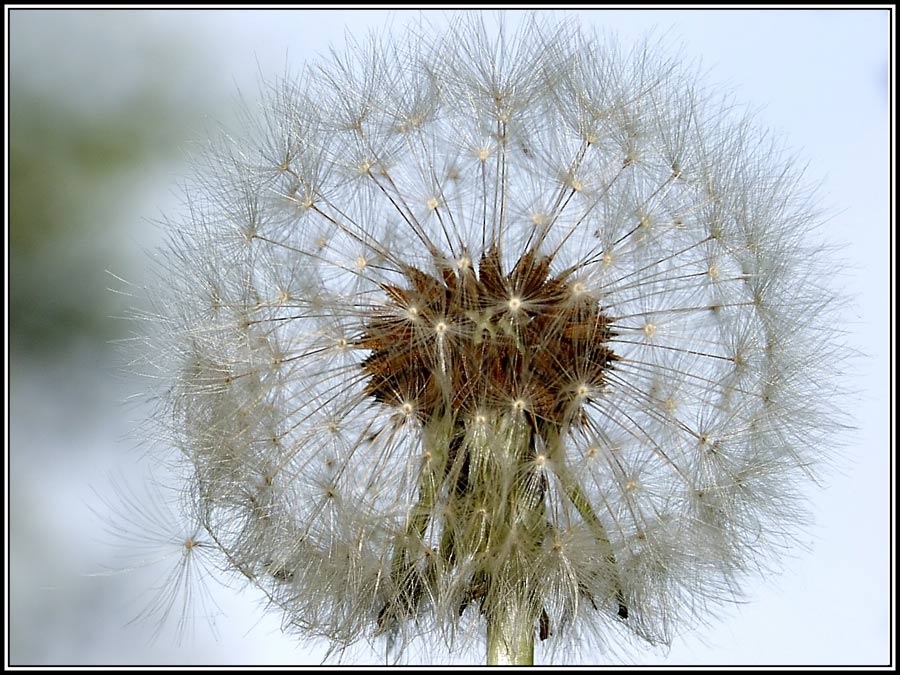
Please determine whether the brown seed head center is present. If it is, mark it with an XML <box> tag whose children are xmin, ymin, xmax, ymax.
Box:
<box><xmin>359</xmin><ymin>246</ymin><xmax>617</xmax><ymax>428</ymax></box>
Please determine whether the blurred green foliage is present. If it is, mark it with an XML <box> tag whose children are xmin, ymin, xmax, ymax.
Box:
<box><xmin>9</xmin><ymin>13</ymin><xmax>205</xmax><ymax>355</ymax></box>
<box><xmin>10</xmin><ymin>88</ymin><xmax>180</xmax><ymax>354</ymax></box>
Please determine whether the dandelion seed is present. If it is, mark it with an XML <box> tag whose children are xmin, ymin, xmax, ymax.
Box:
<box><xmin>134</xmin><ymin>14</ymin><xmax>845</xmax><ymax>666</ymax></box>
<box><xmin>93</xmin><ymin>476</ymin><xmax>222</xmax><ymax>645</ymax></box>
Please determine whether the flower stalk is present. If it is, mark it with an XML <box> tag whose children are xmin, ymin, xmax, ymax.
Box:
<box><xmin>487</xmin><ymin>595</ymin><xmax>535</xmax><ymax>666</ymax></box>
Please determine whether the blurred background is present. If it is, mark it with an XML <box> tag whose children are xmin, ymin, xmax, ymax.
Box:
<box><xmin>7</xmin><ymin>8</ymin><xmax>891</xmax><ymax>666</ymax></box>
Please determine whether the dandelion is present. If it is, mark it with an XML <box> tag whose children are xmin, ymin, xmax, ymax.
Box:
<box><xmin>134</xmin><ymin>15</ymin><xmax>844</xmax><ymax>665</ymax></box>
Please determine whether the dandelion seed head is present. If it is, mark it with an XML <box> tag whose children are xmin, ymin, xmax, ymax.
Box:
<box><xmin>136</xmin><ymin>13</ymin><xmax>847</xmax><ymax>664</ymax></box>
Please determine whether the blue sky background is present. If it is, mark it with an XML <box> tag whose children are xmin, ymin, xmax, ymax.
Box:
<box><xmin>8</xmin><ymin>8</ymin><xmax>890</xmax><ymax>666</ymax></box>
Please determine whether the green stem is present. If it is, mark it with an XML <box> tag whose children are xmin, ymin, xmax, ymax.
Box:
<box><xmin>556</xmin><ymin>462</ymin><xmax>629</xmax><ymax>618</ymax></box>
<box><xmin>486</xmin><ymin>597</ymin><xmax>534</xmax><ymax>665</ymax></box>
